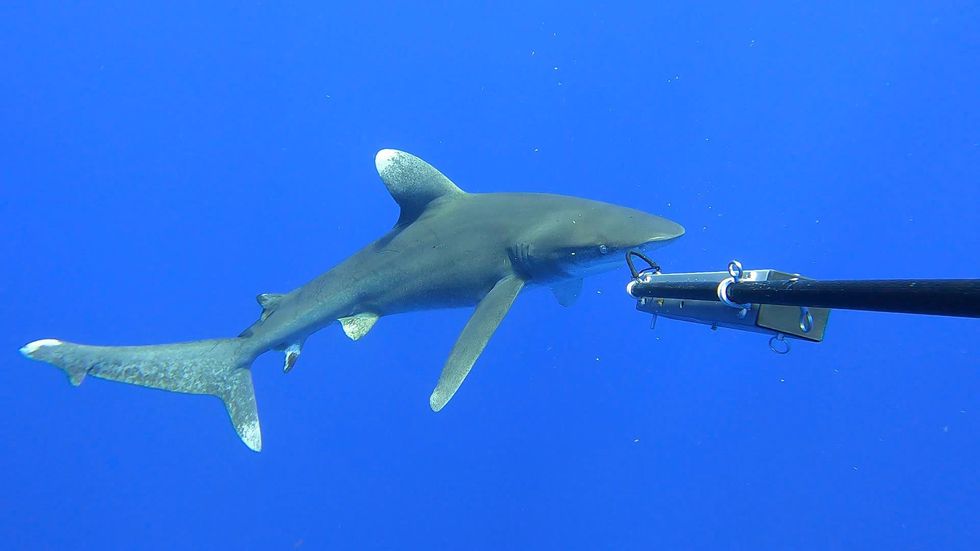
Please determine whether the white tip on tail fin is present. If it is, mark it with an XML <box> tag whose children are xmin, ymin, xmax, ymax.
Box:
<box><xmin>20</xmin><ymin>338</ymin><xmax>64</xmax><ymax>355</ymax></box>
<box><xmin>21</xmin><ymin>339</ymin><xmax>87</xmax><ymax>385</ymax></box>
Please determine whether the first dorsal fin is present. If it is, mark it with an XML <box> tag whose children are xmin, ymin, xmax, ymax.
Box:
<box><xmin>375</xmin><ymin>149</ymin><xmax>463</xmax><ymax>225</ymax></box>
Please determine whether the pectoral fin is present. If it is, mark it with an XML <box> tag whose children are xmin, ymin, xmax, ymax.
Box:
<box><xmin>429</xmin><ymin>275</ymin><xmax>525</xmax><ymax>412</ymax></box>
<box><xmin>551</xmin><ymin>278</ymin><xmax>583</xmax><ymax>307</ymax></box>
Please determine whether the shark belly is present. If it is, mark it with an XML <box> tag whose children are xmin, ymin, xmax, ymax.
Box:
<box><xmin>247</xmin><ymin>230</ymin><xmax>511</xmax><ymax>351</ymax></box>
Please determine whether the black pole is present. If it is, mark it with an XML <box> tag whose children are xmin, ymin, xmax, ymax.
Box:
<box><xmin>629</xmin><ymin>278</ymin><xmax>980</xmax><ymax>318</ymax></box>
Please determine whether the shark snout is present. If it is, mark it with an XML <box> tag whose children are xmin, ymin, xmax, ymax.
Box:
<box><xmin>644</xmin><ymin>218</ymin><xmax>685</xmax><ymax>246</ymax></box>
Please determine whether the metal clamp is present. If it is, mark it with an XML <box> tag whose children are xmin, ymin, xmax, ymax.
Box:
<box><xmin>628</xmin><ymin>255</ymin><xmax>831</xmax><ymax>354</ymax></box>
<box><xmin>625</xmin><ymin>251</ymin><xmax>661</xmax><ymax>299</ymax></box>
<box><xmin>717</xmin><ymin>260</ymin><xmax>751</xmax><ymax>316</ymax></box>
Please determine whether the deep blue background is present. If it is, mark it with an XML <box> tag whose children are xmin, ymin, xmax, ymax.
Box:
<box><xmin>2</xmin><ymin>2</ymin><xmax>978</xmax><ymax>549</ymax></box>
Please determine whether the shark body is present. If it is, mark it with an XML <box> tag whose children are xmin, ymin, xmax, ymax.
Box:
<box><xmin>21</xmin><ymin>150</ymin><xmax>684</xmax><ymax>451</ymax></box>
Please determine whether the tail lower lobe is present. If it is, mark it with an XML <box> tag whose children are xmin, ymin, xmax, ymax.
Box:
<box><xmin>20</xmin><ymin>337</ymin><xmax>263</xmax><ymax>451</ymax></box>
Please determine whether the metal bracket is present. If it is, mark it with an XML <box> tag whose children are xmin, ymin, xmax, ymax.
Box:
<box><xmin>633</xmin><ymin>261</ymin><xmax>831</xmax><ymax>352</ymax></box>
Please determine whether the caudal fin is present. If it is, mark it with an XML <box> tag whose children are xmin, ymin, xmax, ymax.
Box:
<box><xmin>19</xmin><ymin>337</ymin><xmax>263</xmax><ymax>451</ymax></box>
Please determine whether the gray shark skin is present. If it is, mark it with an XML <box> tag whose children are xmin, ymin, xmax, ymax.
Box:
<box><xmin>20</xmin><ymin>150</ymin><xmax>684</xmax><ymax>451</ymax></box>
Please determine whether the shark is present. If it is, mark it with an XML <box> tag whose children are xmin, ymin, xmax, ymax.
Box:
<box><xmin>20</xmin><ymin>149</ymin><xmax>684</xmax><ymax>451</ymax></box>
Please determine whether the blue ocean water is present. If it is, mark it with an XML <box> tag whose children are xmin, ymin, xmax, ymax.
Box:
<box><xmin>2</xmin><ymin>2</ymin><xmax>978</xmax><ymax>549</ymax></box>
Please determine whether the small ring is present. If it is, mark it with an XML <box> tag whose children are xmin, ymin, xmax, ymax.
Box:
<box><xmin>728</xmin><ymin>260</ymin><xmax>744</xmax><ymax>281</ymax></box>
<box><xmin>769</xmin><ymin>334</ymin><xmax>791</xmax><ymax>354</ymax></box>
<box><xmin>800</xmin><ymin>307</ymin><xmax>813</xmax><ymax>333</ymax></box>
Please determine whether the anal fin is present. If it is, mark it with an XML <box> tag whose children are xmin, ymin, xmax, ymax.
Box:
<box><xmin>283</xmin><ymin>343</ymin><xmax>301</xmax><ymax>373</ymax></box>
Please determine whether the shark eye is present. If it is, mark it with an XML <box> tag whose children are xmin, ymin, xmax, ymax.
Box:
<box><xmin>598</xmin><ymin>244</ymin><xmax>609</xmax><ymax>255</ymax></box>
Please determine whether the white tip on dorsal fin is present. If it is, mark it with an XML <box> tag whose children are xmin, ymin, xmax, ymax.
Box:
<box><xmin>375</xmin><ymin>149</ymin><xmax>463</xmax><ymax>225</ymax></box>
<box><xmin>256</xmin><ymin>293</ymin><xmax>283</xmax><ymax>308</ymax></box>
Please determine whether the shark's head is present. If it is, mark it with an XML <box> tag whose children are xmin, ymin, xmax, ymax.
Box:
<box><xmin>520</xmin><ymin>196</ymin><xmax>684</xmax><ymax>281</ymax></box>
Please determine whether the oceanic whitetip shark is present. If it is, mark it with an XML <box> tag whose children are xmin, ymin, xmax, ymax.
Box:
<box><xmin>20</xmin><ymin>149</ymin><xmax>684</xmax><ymax>451</ymax></box>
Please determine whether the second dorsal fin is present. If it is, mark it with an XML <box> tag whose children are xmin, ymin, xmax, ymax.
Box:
<box><xmin>256</xmin><ymin>293</ymin><xmax>285</xmax><ymax>320</ymax></box>
<box><xmin>375</xmin><ymin>149</ymin><xmax>463</xmax><ymax>225</ymax></box>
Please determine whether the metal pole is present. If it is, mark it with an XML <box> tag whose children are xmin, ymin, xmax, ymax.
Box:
<box><xmin>629</xmin><ymin>278</ymin><xmax>980</xmax><ymax>318</ymax></box>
